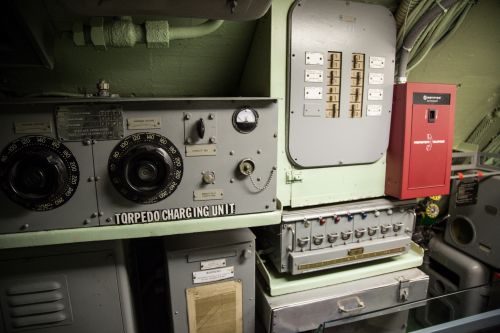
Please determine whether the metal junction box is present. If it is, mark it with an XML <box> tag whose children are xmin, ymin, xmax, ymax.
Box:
<box><xmin>164</xmin><ymin>228</ymin><xmax>255</xmax><ymax>333</ymax></box>
<box><xmin>445</xmin><ymin>176</ymin><xmax>500</xmax><ymax>269</ymax></box>
<box><xmin>257</xmin><ymin>268</ymin><xmax>429</xmax><ymax>333</ymax></box>
<box><xmin>0</xmin><ymin>98</ymin><xmax>278</xmax><ymax>234</ymax></box>
<box><xmin>386</xmin><ymin>83</ymin><xmax>456</xmax><ymax>199</ymax></box>
<box><xmin>259</xmin><ymin>198</ymin><xmax>416</xmax><ymax>275</ymax></box>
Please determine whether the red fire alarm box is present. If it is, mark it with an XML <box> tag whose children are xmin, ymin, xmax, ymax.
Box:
<box><xmin>385</xmin><ymin>82</ymin><xmax>456</xmax><ymax>199</ymax></box>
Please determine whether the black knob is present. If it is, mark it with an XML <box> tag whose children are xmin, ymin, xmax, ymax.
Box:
<box><xmin>123</xmin><ymin>145</ymin><xmax>173</xmax><ymax>196</ymax></box>
<box><xmin>197</xmin><ymin>118</ymin><xmax>205</xmax><ymax>139</ymax></box>
<box><xmin>8</xmin><ymin>150</ymin><xmax>67</xmax><ymax>202</ymax></box>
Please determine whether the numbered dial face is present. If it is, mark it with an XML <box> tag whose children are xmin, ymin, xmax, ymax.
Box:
<box><xmin>0</xmin><ymin>136</ymin><xmax>79</xmax><ymax>211</ymax></box>
<box><xmin>108</xmin><ymin>133</ymin><xmax>183</xmax><ymax>204</ymax></box>
<box><xmin>232</xmin><ymin>108</ymin><xmax>259</xmax><ymax>133</ymax></box>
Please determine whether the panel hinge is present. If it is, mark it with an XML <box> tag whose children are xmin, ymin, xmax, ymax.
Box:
<box><xmin>286</xmin><ymin>170</ymin><xmax>303</xmax><ymax>184</ymax></box>
<box><xmin>398</xmin><ymin>277</ymin><xmax>410</xmax><ymax>302</ymax></box>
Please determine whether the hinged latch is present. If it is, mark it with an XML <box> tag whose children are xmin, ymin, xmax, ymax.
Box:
<box><xmin>286</xmin><ymin>170</ymin><xmax>303</xmax><ymax>184</ymax></box>
<box><xmin>398</xmin><ymin>277</ymin><xmax>410</xmax><ymax>302</ymax></box>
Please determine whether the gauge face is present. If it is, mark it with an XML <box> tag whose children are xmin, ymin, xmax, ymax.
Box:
<box><xmin>232</xmin><ymin>108</ymin><xmax>259</xmax><ymax>133</ymax></box>
<box><xmin>108</xmin><ymin>132</ymin><xmax>183</xmax><ymax>204</ymax></box>
<box><xmin>0</xmin><ymin>136</ymin><xmax>79</xmax><ymax>211</ymax></box>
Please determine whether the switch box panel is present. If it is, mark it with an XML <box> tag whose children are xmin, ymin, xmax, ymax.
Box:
<box><xmin>164</xmin><ymin>228</ymin><xmax>255</xmax><ymax>333</ymax></box>
<box><xmin>259</xmin><ymin>198</ymin><xmax>416</xmax><ymax>275</ymax></box>
<box><xmin>385</xmin><ymin>83</ymin><xmax>456</xmax><ymax>199</ymax></box>
<box><xmin>287</xmin><ymin>0</ymin><xmax>396</xmax><ymax>167</ymax></box>
<box><xmin>0</xmin><ymin>98</ymin><xmax>278</xmax><ymax>234</ymax></box>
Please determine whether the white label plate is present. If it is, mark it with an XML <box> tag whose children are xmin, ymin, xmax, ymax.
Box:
<box><xmin>369</xmin><ymin>56</ymin><xmax>386</xmax><ymax>69</ymax></box>
<box><xmin>127</xmin><ymin>117</ymin><xmax>161</xmax><ymax>130</ymax></box>
<box><xmin>305</xmin><ymin>52</ymin><xmax>324</xmax><ymax>65</ymax></box>
<box><xmin>200</xmin><ymin>259</ymin><xmax>227</xmax><ymax>270</ymax></box>
<box><xmin>193</xmin><ymin>266</ymin><xmax>234</xmax><ymax>284</ymax></box>
<box><xmin>305</xmin><ymin>69</ymin><xmax>324</xmax><ymax>83</ymax></box>
<box><xmin>369</xmin><ymin>73</ymin><xmax>384</xmax><ymax>85</ymax></box>
<box><xmin>368</xmin><ymin>89</ymin><xmax>384</xmax><ymax>101</ymax></box>
<box><xmin>367</xmin><ymin>105</ymin><xmax>383</xmax><ymax>116</ymax></box>
<box><xmin>305</xmin><ymin>87</ymin><xmax>323</xmax><ymax>100</ymax></box>
<box><xmin>14</xmin><ymin>121</ymin><xmax>52</xmax><ymax>134</ymax></box>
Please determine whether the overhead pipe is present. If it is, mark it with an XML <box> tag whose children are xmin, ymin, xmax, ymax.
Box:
<box><xmin>73</xmin><ymin>17</ymin><xmax>224</xmax><ymax>49</ymax></box>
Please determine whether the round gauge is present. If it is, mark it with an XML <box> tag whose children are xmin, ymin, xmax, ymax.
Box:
<box><xmin>232</xmin><ymin>108</ymin><xmax>259</xmax><ymax>133</ymax></box>
<box><xmin>108</xmin><ymin>132</ymin><xmax>183</xmax><ymax>204</ymax></box>
<box><xmin>0</xmin><ymin>136</ymin><xmax>79</xmax><ymax>211</ymax></box>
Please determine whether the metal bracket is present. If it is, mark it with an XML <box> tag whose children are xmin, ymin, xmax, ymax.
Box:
<box><xmin>286</xmin><ymin>170</ymin><xmax>303</xmax><ymax>184</ymax></box>
<box><xmin>398</xmin><ymin>277</ymin><xmax>410</xmax><ymax>302</ymax></box>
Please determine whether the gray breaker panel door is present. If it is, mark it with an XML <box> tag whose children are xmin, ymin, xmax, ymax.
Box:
<box><xmin>287</xmin><ymin>0</ymin><xmax>396</xmax><ymax>167</ymax></box>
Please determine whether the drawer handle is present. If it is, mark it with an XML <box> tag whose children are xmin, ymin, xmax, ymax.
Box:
<box><xmin>338</xmin><ymin>296</ymin><xmax>365</xmax><ymax>313</ymax></box>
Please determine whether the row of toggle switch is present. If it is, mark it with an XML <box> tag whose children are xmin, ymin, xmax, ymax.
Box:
<box><xmin>297</xmin><ymin>222</ymin><xmax>405</xmax><ymax>248</ymax></box>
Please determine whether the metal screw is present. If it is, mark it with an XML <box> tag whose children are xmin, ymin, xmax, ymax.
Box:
<box><xmin>230</xmin><ymin>178</ymin><xmax>234</xmax><ymax>183</ymax></box>
<box><xmin>209</xmin><ymin>136</ymin><xmax>216</xmax><ymax>143</ymax></box>
<box><xmin>92</xmin><ymin>139</ymin><xmax>97</xmax><ymax>144</ymax></box>
<box><xmin>106</xmin><ymin>217</ymin><xmax>112</xmax><ymax>223</ymax></box>
<box><xmin>88</xmin><ymin>177</ymin><xmax>95</xmax><ymax>182</ymax></box>
<box><xmin>257</xmin><ymin>149</ymin><xmax>262</xmax><ymax>154</ymax></box>
<box><xmin>21</xmin><ymin>224</ymin><xmax>29</xmax><ymax>230</ymax></box>
<box><xmin>91</xmin><ymin>212</ymin><xmax>98</xmax><ymax>218</ymax></box>
<box><xmin>208</xmin><ymin>113</ymin><xmax>215</xmax><ymax>120</ymax></box>
<box><xmin>229</xmin><ymin>150</ymin><xmax>234</xmax><ymax>156</ymax></box>
<box><xmin>95</xmin><ymin>176</ymin><xmax>100</xmax><ymax>181</ymax></box>
<box><xmin>184</xmin><ymin>113</ymin><xmax>191</xmax><ymax>120</ymax></box>
<box><xmin>186</xmin><ymin>138</ymin><xmax>192</xmax><ymax>144</ymax></box>
<box><xmin>83</xmin><ymin>139</ymin><xmax>91</xmax><ymax>146</ymax></box>
<box><xmin>273</xmin><ymin>133</ymin><xmax>277</xmax><ymax>138</ymax></box>
<box><xmin>265</xmin><ymin>205</ymin><xmax>270</xmax><ymax>209</ymax></box>
<box><xmin>84</xmin><ymin>219</ymin><xmax>90</xmax><ymax>225</ymax></box>
<box><xmin>98</xmin><ymin>211</ymin><xmax>104</xmax><ymax>217</ymax></box>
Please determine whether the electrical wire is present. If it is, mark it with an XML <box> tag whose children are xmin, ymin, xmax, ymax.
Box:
<box><xmin>395</xmin><ymin>0</ymin><xmax>476</xmax><ymax>79</ymax></box>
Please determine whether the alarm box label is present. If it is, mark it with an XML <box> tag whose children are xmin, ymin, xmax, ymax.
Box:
<box><xmin>413</xmin><ymin>93</ymin><xmax>451</xmax><ymax>105</ymax></box>
<box><xmin>114</xmin><ymin>203</ymin><xmax>236</xmax><ymax>224</ymax></box>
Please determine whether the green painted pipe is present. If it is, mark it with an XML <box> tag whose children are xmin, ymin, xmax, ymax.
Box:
<box><xmin>170</xmin><ymin>20</ymin><xmax>224</xmax><ymax>41</ymax></box>
<box><xmin>76</xmin><ymin>17</ymin><xmax>224</xmax><ymax>49</ymax></box>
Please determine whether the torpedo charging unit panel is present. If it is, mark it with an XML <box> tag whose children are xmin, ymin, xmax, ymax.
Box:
<box><xmin>0</xmin><ymin>98</ymin><xmax>278</xmax><ymax>234</ymax></box>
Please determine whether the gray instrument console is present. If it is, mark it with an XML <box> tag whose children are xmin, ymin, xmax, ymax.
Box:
<box><xmin>0</xmin><ymin>98</ymin><xmax>278</xmax><ymax>234</ymax></box>
<box><xmin>287</xmin><ymin>0</ymin><xmax>396</xmax><ymax>167</ymax></box>
<box><xmin>260</xmin><ymin>198</ymin><xmax>416</xmax><ymax>275</ymax></box>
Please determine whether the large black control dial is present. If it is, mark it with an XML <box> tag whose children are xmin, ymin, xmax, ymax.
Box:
<box><xmin>0</xmin><ymin>136</ymin><xmax>79</xmax><ymax>211</ymax></box>
<box><xmin>108</xmin><ymin>132</ymin><xmax>183</xmax><ymax>204</ymax></box>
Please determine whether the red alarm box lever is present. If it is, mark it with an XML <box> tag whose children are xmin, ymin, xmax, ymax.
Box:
<box><xmin>385</xmin><ymin>83</ymin><xmax>456</xmax><ymax>199</ymax></box>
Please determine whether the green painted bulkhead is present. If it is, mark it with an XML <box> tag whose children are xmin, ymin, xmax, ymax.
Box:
<box><xmin>0</xmin><ymin>0</ymin><xmax>498</xmax><ymax>247</ymax></box>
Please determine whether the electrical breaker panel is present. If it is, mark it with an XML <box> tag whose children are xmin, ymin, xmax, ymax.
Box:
<box><xmin>287</xmin><ymin>0</ymin><xmax>396</xmax><ymax>167</ymax></box>
<box><xmin>258</xmin><ymin>198</ymin><xmax>416</xmax><ymax>275</ymax></box>
<box><xmin>386</xmin><ymin>83</ymin><xmax>456</xmax><ymax>199</ymax></box>
<box><xmin>0</xmin><ymin>98</ymin><xmax>278</xmax><ymax>234</ymax></box>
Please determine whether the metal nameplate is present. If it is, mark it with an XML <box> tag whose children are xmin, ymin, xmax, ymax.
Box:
<box><xmin>297</xmin><ymin>247</ymin><xmax>406</xmax><ymax>271</ymax></box>
<box><xmin>348</xmin><ymin>247</ymin><xmax>364</xmax><ymax>256</ymax></box>
<box><xmin>56</xmin><ymin>105</ymin><xmax>124</xmax><ymax>141</ymax></box>
<box><xmin>185</xmin><ymin>144</ymin><xmax>217</xmax><ymax>157</ymax></box>
<box><xmin>193</xmin><ymin>189</ymin><xmax>224</xmax><ymax>201</ymax></box>
<box><xmin>127</xmin><ymin>117</ymin><xmax>161</xmax><ymax>130</ymax></box>
<box><xmin>413</xmin><ymin>93</ymin><xmax>451</xmax><ymax>105</ymax></box>
<box><xmin>192</xmin><ymin>266</ymin><xmax>235</xmax><ymax>284</ymax></box>
<box><xmin>14</xmin><ymin>121</ymin><xmax>52</xmax><ymax>134</ymax></box>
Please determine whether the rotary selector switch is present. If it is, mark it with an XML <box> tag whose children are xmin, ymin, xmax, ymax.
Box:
<box><xmin>0</xmin><ymin>136</ymin><xmax>79</xmax><ymax>211</ymax></box>
<box><xmin>108</xmin><ymin>133</ymin><xmax>183</xmax><ymax>204</ymax></box>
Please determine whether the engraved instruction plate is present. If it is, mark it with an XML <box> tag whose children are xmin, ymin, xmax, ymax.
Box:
<box><xmin>56</xmin><ymin>105</ymin><xmax>124</xmax><ymax>141</ymax></box>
